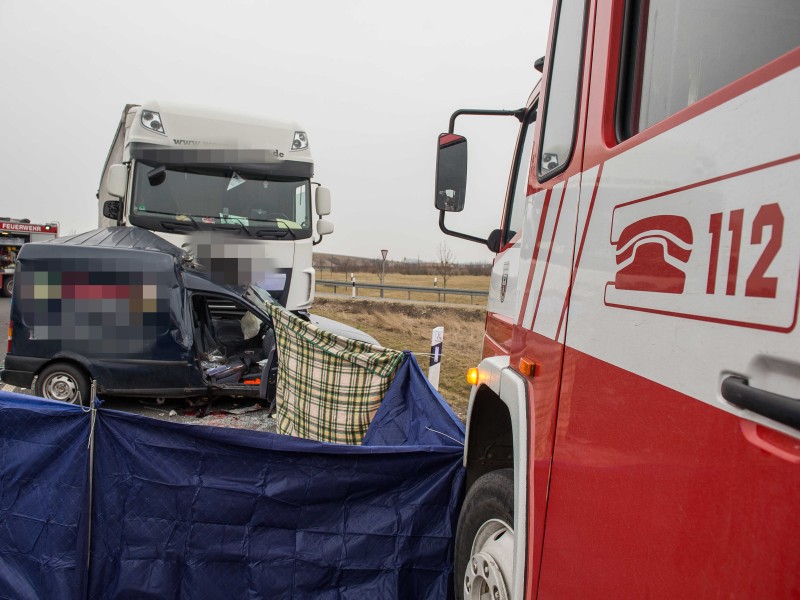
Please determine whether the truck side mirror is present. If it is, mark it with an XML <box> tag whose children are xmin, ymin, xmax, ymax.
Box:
<box><xmin>435</xmin><ymin>133</ymin><xmax>468</xmax><ymax>212</ymax></box>
<box><xmin>103</xmin><ymin>200</ymin><xmax>121</xmax><ymax>221</ymax></box>
<box><xmin>487</xmin><ymin>229</ymin><xmax>502</xmax><ymax>253</ymax></box>
<box><xmin>315</xmin><ymin>186</ymin><xmax>331</xmax><ymax>216</ymax></box>
<box><xmin>107</xmin><ymin>164</ymin><xmax>128</xmax><ymax>198</ymax></box>
<box><xmin>316</xmin><ymin>219</ymin><xmax>334</xmax><ymax>236</ymax></box>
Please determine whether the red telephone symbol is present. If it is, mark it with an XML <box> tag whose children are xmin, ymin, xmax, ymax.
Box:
<box><xmin>614</xmin><ymin>215</ymin><xmax>693</xmax><ymax>294</ymax></box>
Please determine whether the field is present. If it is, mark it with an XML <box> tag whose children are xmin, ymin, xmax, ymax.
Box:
<box><xmin>316</xmin><ymin>271</ymin><xmax>490</xmax><ymax>305</ymax></box>
<box><xmin>311</xmin><ymin>296</ymin><xmax>487</xmax><ymax>421</ymax></box>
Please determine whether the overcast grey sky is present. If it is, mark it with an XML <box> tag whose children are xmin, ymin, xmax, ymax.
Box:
<box><xmin>0</xmin><ymin>0</ymin><xmax>550</xmax><ymax>264</ymax></box>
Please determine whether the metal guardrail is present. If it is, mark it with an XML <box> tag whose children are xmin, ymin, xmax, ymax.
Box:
<box><xmin>316</xmin><ymin>279</ymin><xmax>488</xmax><ymax>304</ymax></box>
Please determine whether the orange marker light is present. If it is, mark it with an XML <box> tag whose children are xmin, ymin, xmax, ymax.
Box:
<box><xmin>519</xmin><ymin>357</ymin><xmax>536</xmax><ymax>377</ymax></box>
<box><xmin>466</xmin><ymin>368</ymin><xmax>479</xmax><ymax>386</ymax></box>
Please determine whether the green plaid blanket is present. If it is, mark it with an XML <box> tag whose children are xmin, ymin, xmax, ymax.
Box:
<box><xmin>267</xmin><ymin>304</ymin><xmax>404</xmax><ymax>444</ymax></box>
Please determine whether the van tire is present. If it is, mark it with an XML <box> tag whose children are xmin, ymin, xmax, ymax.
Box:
<box><xmin>35</xmin><ymin>363</ymin><xmax>90</xmax><ymax>406</ymax></box>
<box><xmin>2</xmin><ymin>276</ymin><xmax>12</xmax><ymax>297</ymax></box>
<box><xmin>454</xmin><ymin>468</ymin><xmax>515</xmax><ymax>600</ymax></box>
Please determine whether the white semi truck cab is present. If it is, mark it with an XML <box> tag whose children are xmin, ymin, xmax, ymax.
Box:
<box><xmin>98</xmin><ymin>102</ymin><xmax>333</xmax><ymax>311</ymax></box>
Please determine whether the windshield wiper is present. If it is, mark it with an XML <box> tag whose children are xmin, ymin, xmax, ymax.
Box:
<box><xmin>212</xmin><ymin>217</ymin><xmax>254</xmax><ymax>237</ymax></box>
<box><xmin>253</xmin><ymin>220</ymin><xmax>295</xmax><ymax>239</ymax></box>
<box><xmin>160</xmin><ymin>213</ymin><xmax>200</xmax><ymax>232</ymax></box>
<box><xmin>256</xmin><ymin>229</ymin><xmax>291</xmax><ymax>239</ymax></box>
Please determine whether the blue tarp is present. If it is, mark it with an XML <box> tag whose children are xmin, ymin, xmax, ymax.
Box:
<box><xmin>0</xmin><ymin>393</ymin><xmax>90</xmax><ymax>600</ymax></box>
<box><xmin>0</xmin><ymin>353</ymin><xmax>465</xmax><ymax>599</ymax></box>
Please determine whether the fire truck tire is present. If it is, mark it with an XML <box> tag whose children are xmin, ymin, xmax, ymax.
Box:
<box><xmin>455</xmin><ymin>468</ymin><xmax>515</xmax><ymax>600</ymax></box>
<box><xmin>2</xmin><ymin>276</ymin><xmax>12</xmax><ymax>297</ymax></box>
<box><xmin>35</xmin><ymin>363</ymin><xmax>90</xmax><ymax>406</ymax></box>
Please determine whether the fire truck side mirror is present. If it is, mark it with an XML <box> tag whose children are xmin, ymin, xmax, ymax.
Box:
<box><xmin>315</xmin><ymin>186</ymin><xmax>331</xmax><ymax>216</ymax></box>
<box><xmin>487</xmin><ymin>229</ymin><xmax>502</xmax><ymax>253</ymax></box>
<box><xmin>103</xmin><ymin>200</ymin><xmax>121</xmax><ymax>221</ymax></box>
<box><xmin>435</xmin><ymin>133</ymin><xmax>468</xmax><ymax>213</ymax></box>
<box><xmin>107</xmin><ymin>164</ymin><xmax>128</xmax><ymax>198</ymax></box>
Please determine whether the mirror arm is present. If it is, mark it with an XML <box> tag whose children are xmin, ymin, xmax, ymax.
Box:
<box><xmin>448</xmin><ymin>108</ymin><xmax>526</xmax><ymax>133</ymax></box>
<box><xmin>438</xmin><ymin>211</ymin><xmax>488</xmax><ymax>246</ymax></box>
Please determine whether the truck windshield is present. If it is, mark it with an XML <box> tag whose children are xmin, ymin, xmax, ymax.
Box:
<box><xmin>129</xmin><ymin>162</ymin><xmax>312</xmax><ymax>237</ymax></box>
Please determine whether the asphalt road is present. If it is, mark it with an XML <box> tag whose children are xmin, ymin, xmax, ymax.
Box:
<box><xmin>0</xmin><ymin>297</ymin><xmax>276</xmax><ymax>431</ymax></box>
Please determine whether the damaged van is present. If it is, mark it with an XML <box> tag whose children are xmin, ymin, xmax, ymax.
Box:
<box><xmin>1</xmin><ymin>227</ymin><xmax>372</xmax><ymax>405</ymax></box>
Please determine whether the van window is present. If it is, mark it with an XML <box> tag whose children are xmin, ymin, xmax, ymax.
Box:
<box><xmin>537</xmin><ymin>0</ymin><xmax>588</xmax><ymax>180</ymax></box>
<box><xmin>620</xmin><ymin>0</ymin><xmax>800</xmax><ymax>137</ymax></box>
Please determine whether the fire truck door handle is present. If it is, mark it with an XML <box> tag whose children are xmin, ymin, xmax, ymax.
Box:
<box><xmin>721</xmin><ymin>376</ymin><xmax>800</xmax><ymax>431</ymax></box>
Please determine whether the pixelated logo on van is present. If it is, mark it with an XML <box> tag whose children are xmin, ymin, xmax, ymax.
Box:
<box><xmin>17</xmin><ymin>269</ymin><xmax>173</xmax><ymax>356</ymax></box>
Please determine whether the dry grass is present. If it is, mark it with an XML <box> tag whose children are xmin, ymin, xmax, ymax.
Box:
<box><xmin>311</xmin><ymin>296</ymin><xmax>486</xmax><ymax>421</ymax></box>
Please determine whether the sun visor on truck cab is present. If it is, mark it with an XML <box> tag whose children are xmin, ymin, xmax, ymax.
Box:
<box><xmin>130</xmin><ymin>145</ymin><xmax>314</xmax><ymax>178</ymax></box>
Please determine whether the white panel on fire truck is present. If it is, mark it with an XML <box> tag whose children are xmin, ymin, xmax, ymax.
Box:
<box><xmin>531</xmin><ymin>180</ymin><xmax>580</xmax><ymax>341</ymax></box>
<box><xmin>566</xmin><ymin>67</ymin><xmax>800</xmax><ymax>436</ymax></box>
<box><xmin>519</xmin><ymin>179</ymin><xmax>564</xmax><ymax>331</ymax></box>
<box><xmin>573</xmin><ymin>165</ymin><xmax>601</xmax><ymax>270</ymax></box>
<box><xmin>487</xmin><ymin>244</ymin><xmax>521</xmax><ymax>319</ymax></box>
<box><xmin>509</xmin><ymin>189</ymin><xmax>546</xmax><ymax>325</ymax></box>
<box><xmin>519</xmin><ymin>183</ymin><xmax>562</xmax><ymax>330</ymax></box>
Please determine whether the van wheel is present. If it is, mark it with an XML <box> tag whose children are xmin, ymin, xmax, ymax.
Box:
<box><xmin>35</xmin><ymin>363</ymin><xmax>90</xmax><ymax>406</ymax></box>
<box><xmin>455</xmin><ymin>469</ymin><xmax>515</xmax><ymax>600</ymax></box>
<box><xmin>2</xmin><ymin>276</ymin><xmax>12</xmax><ymax>297</ymax></box>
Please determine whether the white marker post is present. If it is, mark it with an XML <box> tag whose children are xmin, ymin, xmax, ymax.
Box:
<box><xmin>428</xmin><ymin>326</ymin><xmax>444</xmax><ymax>390</ymax></box>
<box><xmin>351</xmin><ymin>273</ymin><xmax>356</xmax><ymax>298</ymax></box>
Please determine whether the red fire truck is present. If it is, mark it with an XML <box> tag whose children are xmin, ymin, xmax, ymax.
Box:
<box><xmin>435</xmin><ymin>1</ymin><xmax>799</xmax><ymax>598</ymax></box>
<box><xmin>0</xmin><ymin>218</ymin><xmax>59</xmax><ymax>296</ymax></box>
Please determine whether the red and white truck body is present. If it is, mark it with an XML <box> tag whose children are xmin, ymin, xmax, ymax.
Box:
<box><xmin>436</xmin><ymin>1</ymin><xmax>799</xmax><ymax>598</ymax></box>
<box><xmin>0</xmin><ymin>219</ymin><xmax>59</xmax><ymax>296</ymax></box>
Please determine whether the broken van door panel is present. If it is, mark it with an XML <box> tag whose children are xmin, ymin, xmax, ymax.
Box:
<box><xmin>191</xmin><ymin>292</ymin><xmax>276</xmax><ymax>395</ymax></box>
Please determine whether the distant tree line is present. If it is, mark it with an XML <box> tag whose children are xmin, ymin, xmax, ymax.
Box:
<box><xmin>313</xmin><ymin>251</ymin><xmax>491</xmax><ymax>280</ymax></box>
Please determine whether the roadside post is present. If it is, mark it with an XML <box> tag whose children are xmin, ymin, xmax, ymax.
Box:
<box><xmin>428</xmin><ymin>326</ymin><xmax>444</xmax><ymax>390</ymax></box>
<box><xmin>351</xmin><ymin>273</ymin><xmax>356</xmax><ymax>298</ymax></box>
<box><xmin>380</xmin><ymin>249</ymin><xmax>388</xmax><ymax>298</ymax></box>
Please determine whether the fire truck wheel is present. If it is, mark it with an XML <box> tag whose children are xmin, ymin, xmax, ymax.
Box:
<box><xmin>455</xmin><ymin>468</ymin><xmax>514</xmax><ymax>600</ymax></box>
<box><xmin>35</xmin><ymin>363</ymin><xmax>90</xmax><ymax>406</ymax></box>
<box><xmin>2</xmin><ymin>276</ymin><xmax>12</xmax><ymax>297</ymax></box>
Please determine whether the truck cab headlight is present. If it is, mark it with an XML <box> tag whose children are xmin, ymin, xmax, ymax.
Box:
<box><xmin>141</xmin><ymin>110</ymin><xmax>166</xmax><ymax>135</ymax></box>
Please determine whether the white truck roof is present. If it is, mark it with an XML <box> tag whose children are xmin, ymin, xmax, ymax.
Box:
<box><xmin>121</xmin><ymin>101</ymin><xmax>313</xmax><ymax>171</ymax></box>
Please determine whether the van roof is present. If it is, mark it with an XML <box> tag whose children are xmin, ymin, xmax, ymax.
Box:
<box><xmin>46</xmin><ymin>226</ymin><xmax>185</xmax><ymax>259</ymax></box>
